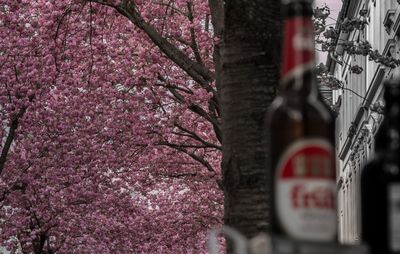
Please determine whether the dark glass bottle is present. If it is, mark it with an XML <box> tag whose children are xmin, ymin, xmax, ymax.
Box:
<box><xmin>361</xmin><ymin>79</ymin><xmax>400</xmax><ymax>254</ymax></box>
<box><xmin>267</xmin><ymin>0</ymin><xmax>337</xmax><ymax>242</ymax></box>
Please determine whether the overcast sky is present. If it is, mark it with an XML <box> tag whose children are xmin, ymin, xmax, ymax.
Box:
<box><xmin>315</xmin><ymin>0</ymin><xmax>343</xmax><ymax>62</ymax></box>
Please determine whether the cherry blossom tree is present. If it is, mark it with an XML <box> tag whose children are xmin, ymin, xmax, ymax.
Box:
<box><xmin>1</xmin><ymin>0</ymin><xmax>223</xmax><ymax>252</ymax></box>
<box><xmin>2</xmin><ymin>0</ymin><xmax>328</xmax><ymax>252</ymax></box>
<box><xmin>82</xmin><ymin>0</ymin><xmax>284</xmax><ymax>247</ymax></box>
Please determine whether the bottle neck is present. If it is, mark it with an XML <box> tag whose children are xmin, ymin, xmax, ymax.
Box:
<box><xmin>281</xmin><ymin>2</ymin><xmax>317</xmax><ymax>96</ymax></box>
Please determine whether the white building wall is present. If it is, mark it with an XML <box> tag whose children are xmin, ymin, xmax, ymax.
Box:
<box><xmin>331</xmin><ymin>0</ymin><xmax>400</xmax><ymax>244</ymax></box>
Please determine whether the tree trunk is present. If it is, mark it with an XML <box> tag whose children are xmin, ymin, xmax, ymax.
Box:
<box><xmin>221</xmin><ymin>0</ymin><xmax>282</xmax><ymax>239</ymax></box>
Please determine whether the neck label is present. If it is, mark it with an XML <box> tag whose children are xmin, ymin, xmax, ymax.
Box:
<box><xmin>281</xmin><ymin>17</ymin><xmax>315</xmax><ymax>82</ymax></box>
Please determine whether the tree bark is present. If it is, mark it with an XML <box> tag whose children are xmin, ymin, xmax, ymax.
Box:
<box><xmin>221</xmin><ymin>0</ymin><xmax>282</xmax><ymax>239</ymax></box>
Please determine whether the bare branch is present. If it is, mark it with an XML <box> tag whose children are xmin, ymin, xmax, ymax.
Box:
<box><xmin>153</xmin><ymin>172</ymin><xmax>197</xmax><ymax>178</ymax></box>
<box><xmin>153</xmin><ymin>1</ymin><xmax>189</xmax><ymax>17</ymax></box>
<box><xmin>174</xmin><ymin>123</ymin><xmax>221</xmax><ymax>150</ymax></box>
<box><xmin>158</xmin><ymin>141</ymin><xmax>216</xmax><ymax>173</ymax></box>
<box><xmin>168</xmin><ymin>35</ymin><xmax>191</xmax><ymax>47</ymax></box>
<box><xmin>156</xmin><ymin>76</ymin><xmax>222</xmax><ymax>141</ymax></box>
<box><xmin>188</xmin><ymin>104</ymin><xmax>218</xmax><ymax>129</ymax></box>
<box><xmin>155</xmin><ymin>82</ymin><xmax>194</xmax><ymax>95</ymax></box>
<box><xmin>187</xmin><ymin>2</ymin><xmax>204</xmax><ymax>65</ymax></box>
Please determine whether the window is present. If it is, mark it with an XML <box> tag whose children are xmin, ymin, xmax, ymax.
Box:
<box><xmin>384</xmin><ymin>9</ymin><xmax>396</xmax><ymax>34</ymax></box>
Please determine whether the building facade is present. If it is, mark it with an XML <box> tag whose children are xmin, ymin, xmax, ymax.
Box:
<box><xmin>328</xmin><ymin>0</ymin><xmax>400</xmax><ymax>244</ymax></box>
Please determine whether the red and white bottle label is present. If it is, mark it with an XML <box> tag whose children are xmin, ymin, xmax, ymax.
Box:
<box><xmin>275</xmin><ymin>139</ymin><xmax>337</xmax><ymax>241</ymax></box>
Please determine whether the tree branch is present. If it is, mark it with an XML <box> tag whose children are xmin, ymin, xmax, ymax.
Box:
<box><xmin>188</xmin><ymin>104</ymin><xmax>219</xmax><ymax>132</ymax></box>
<box><xmin>174</xmin><ymin>123</ymin><xmax>221</xmax><ymax>150</ymax></box>
<box><xmin>155</xmin><ymin>82</ymin><xmax>194</xmax><ymax>95</ymax></box>
<box><xmin>157</xmin><ymin>76</ymin><xmax>222</xmax><ymax>141</ymax></box>
<box><xmin>156</xmin><ymin>75</ymin><xmax>220</xmax><ymax>130</ymax></box>
<box><xmin>158</xmin><ymin>141</ymin><xmax>216</xmax><ymax>172</ymax></box>
<box><xmin>187</xmin><ymin>2</ymin><xmax>204</xmax><ymax>65</ymax></box>
<box><xmin>153</xmin><ymin>172</ymin><xmax>197</xmax><ymax>178</ymax></box>
<box><xmin>88</xmin><ymin>0</ymin><xmax>215</xmax><ymax>91</ymax></box>
<box><xmin>153</xmin><ymin>1</ymin><xmax>189</xmax><ymax>17</ymax></box>
<box><xmin>0</xmin><ymin>97</ymin><xmax>34</xmax><ymax>176</ymax></box>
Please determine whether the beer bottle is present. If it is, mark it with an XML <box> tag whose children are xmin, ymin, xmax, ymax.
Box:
<box><xmin>267</xmin><ymin>0</ymin><xmax>337</xmax><ymax>242</ymax></box>
<box><xmin>361</xmin><ymin>79</ymin><xmax>400</xmax><ymax>254</ymax></box>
